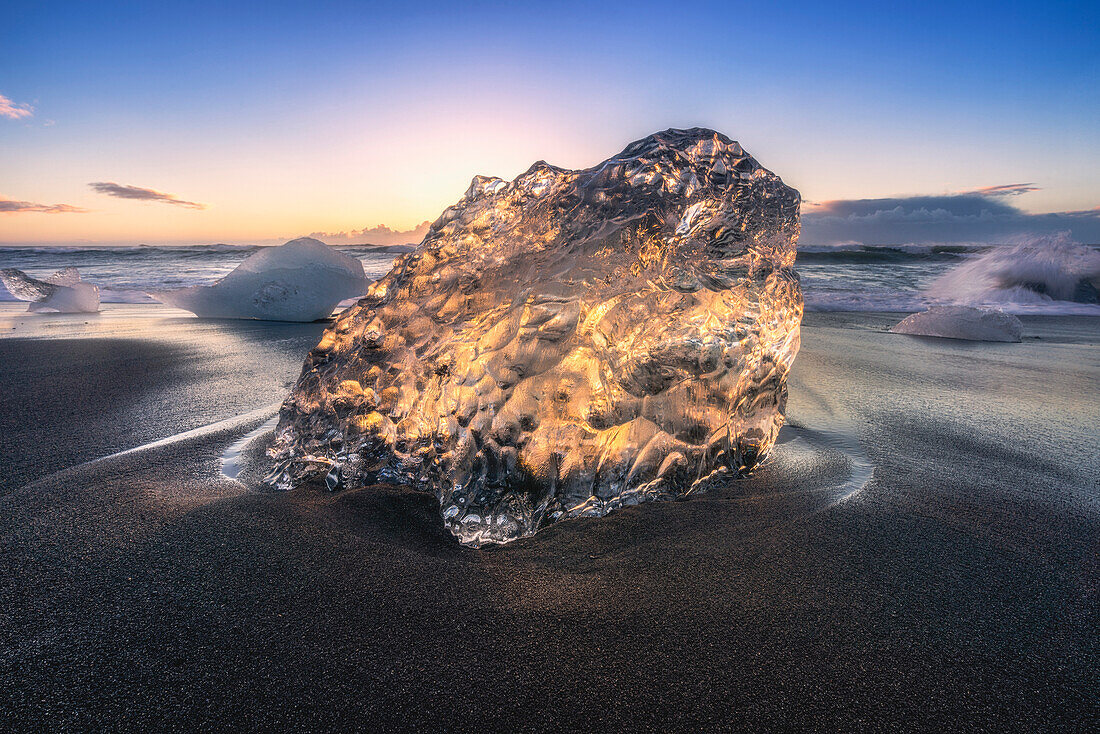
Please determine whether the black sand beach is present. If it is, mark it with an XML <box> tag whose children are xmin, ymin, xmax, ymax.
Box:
<box><xmin>1</xmin><ymin>308</ymin><xmax>1097</xmax><ymax>731</ymax></box>
<box><xmin>0</xmin><ymin>306</ymin><xmax>328</xmax><ymax>490</ymax></box>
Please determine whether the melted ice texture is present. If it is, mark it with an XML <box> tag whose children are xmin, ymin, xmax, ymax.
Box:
<box><xmin>0</xmin><ymin>266</ymin><xmax>101</xmax><ymax>313</ymax></box>
<box><xmin>152</xmin><ymin>237</ymin><xmax>368</xmax><ymax>322</ymax></box>
<box><xmin>266</xmin><ymin>128</ymin><xmax>804</xmax><ymax>546</ymax></box>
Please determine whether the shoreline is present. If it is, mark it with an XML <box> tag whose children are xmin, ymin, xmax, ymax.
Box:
<box><xmin>0</xmin><ymin>306</ymin><xmax>1096</xmax><ymax>729</ymax></box>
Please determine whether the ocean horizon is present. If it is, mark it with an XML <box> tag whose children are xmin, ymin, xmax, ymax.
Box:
<box><xmin>4</xmin><ymin>238</ymin><xmax>1099</xmax><ymax>315</ymax></box>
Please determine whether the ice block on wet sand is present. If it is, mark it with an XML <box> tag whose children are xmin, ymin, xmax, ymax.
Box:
<box><xmin>0</xmin><ymin>267</ymin><xmax>100</xmax><ymax>313</ymax></box>
<box><xmin>266</xmin><ymin>128</ymin><xmax>804</xmax><ymax>546</ymax></box>
<box><xmin>151</xmin><ymin>237</ymin><xmax>368</xmax><ymax>322</ymax></box>
<box><xmin>891</xmin><ymin>305</ymin><xmax>1023</xmax><ymax>342</ymax></box>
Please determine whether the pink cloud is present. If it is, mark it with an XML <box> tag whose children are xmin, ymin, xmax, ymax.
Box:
<box><xmin>963</xmin><ymin>183</ymin><xmax>1040</xmax><ymax>197</ymax></box>
<box><xmin>308</xmin><ymin>221</ymin><xmax>431</xmax><ymax>246</ymax></box>
<box><xmin>0</xmin><ymin>197</ymin><xmax>87</xmax><ymax>214</ymax></box>
<box><xmin>89</xmin><ymin>182</ymin><xmax>206</xmax><ymax>209</ymax></box>
<box><xmin>0</xmin><ymin>94</ymin><xmax>34</xmax><ymax>120</ymax></box>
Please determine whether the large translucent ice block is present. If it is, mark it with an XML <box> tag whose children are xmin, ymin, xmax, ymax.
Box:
<box><xmin>266</xmin><ymin>128</ymin><xmax>804</xmax><ymax>546</ymax></box>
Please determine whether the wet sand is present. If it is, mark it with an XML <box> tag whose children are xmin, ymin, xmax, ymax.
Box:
<box><xmin>0</xmin><ymin>308</ymin><xmax>1097</xmax><ymax>730</ymax></box>
<box><xmin>0</xmin><ymin>305</ymin><xmax>328</xmax><ymax>490</ymax></box>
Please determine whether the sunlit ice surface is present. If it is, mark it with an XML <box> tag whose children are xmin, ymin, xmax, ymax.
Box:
<box><xmin>265</xmin><ymin>128</ymin><xmax>804</xmax><ymax>546</ymax></box>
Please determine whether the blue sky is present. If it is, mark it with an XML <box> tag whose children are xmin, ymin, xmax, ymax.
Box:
<box><xmin>1</xmin><ymin>0</ymin><xmax>1097</xmax><ymax>244</ymax></box>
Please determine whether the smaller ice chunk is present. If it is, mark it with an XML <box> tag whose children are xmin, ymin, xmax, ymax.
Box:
<box><xmin>0</xmin><ymin>267</ymin><xmax>101</xmax><ymax>313</ymax></box>
<box><xmin>890</xmin><ymin>306</ymin><xmax>1023</xmax><ymax>342</ymax></box>
<box><xmin>151</xmin><ymin>237</ymin><xmax>369</xmax><ymax>322</ymax></box>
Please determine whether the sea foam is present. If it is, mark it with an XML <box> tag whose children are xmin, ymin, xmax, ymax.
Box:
<box><xmin>927</xmin><ymin>234</ymin><xmax>1100</xmax><ymax>311</ymax></box>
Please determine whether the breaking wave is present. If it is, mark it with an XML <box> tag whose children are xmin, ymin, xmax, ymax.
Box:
<box><xmin>926</xmin><ymin>234</ymin><xmax>1100</xmax><ymax>311</ymax></box>
<box><xmin>801</xmin><ymin>236</ymin><xmax>1100</xmax><ymax>314</ymax></box>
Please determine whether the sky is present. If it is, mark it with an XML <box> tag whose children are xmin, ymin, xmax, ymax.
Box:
<box><xmin>1</xmin><ymin>0</ymin><xmax>1098</xmax><ymax>246</ymax></box>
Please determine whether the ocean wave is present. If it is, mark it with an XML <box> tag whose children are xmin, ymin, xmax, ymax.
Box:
<box><xmin>800</xmin><ymin>235</ymin><xmax>1100</xmax><ymax>315</ymax></box>
<box><xmin>926</xmin><ymin>234</ymin><xmax>1100</xmax><ymax>310</ymax></box>
<box><xmin>0</xmin><ymin>246</ymin><xmax>264</xmax><ymax>266</ymax></box>
<box><xmin>4</xmin><ymin>239</ymin><xmax>1100</xmax><ymax>315</ymax></box>
<box><xmin>797</xmin><ymin>242</ymin><xmax>982</xmax><ymax>263</ymax></box>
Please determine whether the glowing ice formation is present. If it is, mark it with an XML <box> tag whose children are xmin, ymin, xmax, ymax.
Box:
<box><xmin>152</xmin><ymin>237</ymin><xmax>368</xmax><ymax>322</ymax></box>
<box><xmin>0</xmin><ymin>267</ymin><xmax>100</xmax><ymax>313</ymax></box>
<box><xmin>266</xmin><ymin>128</ymin><xmax>803</xmax><ymax>546</ymax></box>
<box><xmin>891</xmin><ymin>306</ymin><xmax>1023</xmax><ymax>342</ymax></box>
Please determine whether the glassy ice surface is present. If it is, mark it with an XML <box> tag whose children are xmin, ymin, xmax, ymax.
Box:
<box><xmin>890</xmin><ymin>305</ymin><xmax>1023</xmax><ymax>342</ymax></box>
<box><xmin>266</xmin><ymin>128</ymin><xmax>804</xmax><ymax>546</ymax></box>
<box><xmin>152</xmin><ymin>237</ymin><xmax>369</xmax><ymax>322</ymax></box>
<box><xmin>0</xmin><ymin>266</ymin><xmax>101</xmax><ymax>313</ymax></box>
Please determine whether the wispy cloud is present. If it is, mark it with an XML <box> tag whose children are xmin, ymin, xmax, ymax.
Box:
<box><xmin>802</xmin><ymin>185</ymin><xmax>1100</xmax><ymax>244</ymax></box>
<box><xmin>89</xmin><ymin>182</ymin><xmax>206</xmax><ymax>209</ymax></box>
<box><xmin>0</xmin><ymin>197</ymin><xmax>87</xmax><ymax>214</ymax></box>
<box><xmin>0</xmin><ymin>94</ymin><xmax>34</xmax><ymax>120</ymax></box>
<box><xmin>963</xmin><ymin>183</ymin><xmax>1040</xmax><ymax>197</ymax></box>
<box><xmin>307</xmin><ymin>221</ymin><xmax>431</xmax><ymax>246</ymax></box>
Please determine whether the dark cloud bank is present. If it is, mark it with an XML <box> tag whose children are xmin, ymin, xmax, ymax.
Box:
<box><xmin>802</xmin><ymin>184</ymin><xmax>1100</xmax><ymax>245</ymax></box>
